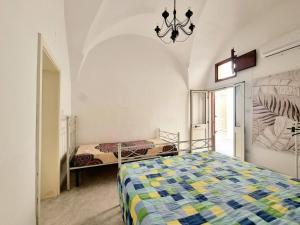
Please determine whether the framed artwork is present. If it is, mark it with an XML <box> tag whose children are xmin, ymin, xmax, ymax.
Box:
<box><xmin>252</xmin><ymin>69</ymin><xmax>300</xmax><ymax>152</ymax></box>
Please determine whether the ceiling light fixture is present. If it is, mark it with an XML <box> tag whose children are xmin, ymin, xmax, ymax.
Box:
<box><xmin>155</xmin><ymin>0</ymin><xmax>195</xmax><ymax>43</ymax></box>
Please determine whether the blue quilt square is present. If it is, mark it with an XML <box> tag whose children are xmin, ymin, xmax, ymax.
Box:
<box><xmin>239</xmin><ymin>218</ymin><xmax>255</xmax><ymax>225</ymax></box>
<box><xmin>256</xmin><ymin>210</ymin><xmax>276</xmax><ymax>222</ymax></box>
<box><xmin>178</xmin><ymin>213</ymin><xmax>207</xmax><ymax>225</ymax></box>
<box><xmin>167</xmin><ymin>178</ymin><xmax>177</xmax><ymax>184</ymax></box>
<box><xmin>126</xmin><ymin>193</ymin><xmax>130</xmax><ymax>205</ymax></box>
<box><xmin>229</xmin><ymin>178</ymin><xmax>240</xmax><ymax>183</ymax></box>
<box><xmin>193</xmin><ymin>173</ymin><xmax>202</xmax><ymax>177</ymax></box>
<box><xmin>249</xmin><ymin>190</ymin><xmax>270</xmax><ymax>200</ymax></box>
<box><xmin>158</xmin><ymin>190</ymin><xmax>169</xmax><ymax>197</ymax></box>
<box><xmin>124</xmin><ymin>178</ymin><xmax>131</xmax><ymax>186</ymax></box>
<box><xmin>181</xmin><ymin>183</ymin><xmax>194</xmax><ymax>191</ymax></box>
<box><xmin>180</xmin><ymin>168</ymin><xmax>188</xmax><ymax>172</ymax></box>
<box><xmin>229</xmin><ymin>170</ymin><xmax>239</xmax><ymax>175</ymax></box>
<box><xmin>195</xmin><ymin>194</ymin><xmax>207</xmax><ymax>202</ymax></box>
<box><xmin>133</xmin><ymin>183</ymin><xmax>144</xmax><ymax>190</ymax></box>
<box><xmin>227</xmin><ymin>200</ymin><xmax>243</xmax><ymax>209</ymax></box>
<box><xmin>147</xmin><ymin>173</ymin><xmax>161</xmax><ymax>178</ymax></box>
<box><xmin>276</xmin><ymin>182</ymin><xmax>289</xmax><ymax>188</ymax></box>
<box><xmin>181</xmin><ymin>175</ymin><xmax>190</xmax><ymax>180</ymax></box>
<box><xmin>248</xmin><ymin>178</ymin><xmax>258</xmax><ymax>184</ymax></box>
<box><xmin>171</xmin><ymin>193</ymin><xmax>184</xmax><ymax>201</ymax></box>
<box><xmin>216</xmin><ymin>176</ymin><xmax>225</xmax><ymax>180</ymax></box>
<box><xmin>283</xmin><ymin>198</ymin><xmax>300</xmax><ymax>208</ymax></box>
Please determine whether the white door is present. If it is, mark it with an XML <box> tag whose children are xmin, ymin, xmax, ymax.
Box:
<box><xmin>214</xmin><ymin>87</ymin><xmax>234</xmax><ymax>157</ymax></box>
<box><xmin>190</xmin><ymin>91</ymin><xmax>209</xmax><ymax>152</ymax></box>
<box><xmin>234</xmin><ymin>82</ymin><xmax>245</xmax><ymax>161</ymax></box>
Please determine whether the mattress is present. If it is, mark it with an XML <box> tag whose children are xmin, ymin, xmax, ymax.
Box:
<box><xmin>72</xmin><ymin>138</ymin><xmax>177</xmax><ymax>167</ymax></box>
<box><xmin>118</xmin><ymin>151</ymin><xmax>300</xmax><ymax>225</ymax></box>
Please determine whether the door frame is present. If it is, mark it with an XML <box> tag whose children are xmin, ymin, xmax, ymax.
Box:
<box><xmin>209</xmin><ymin>81</ymin><xmax>245</xmax><ymax>160</ymax></box>
<box><xmin>36</xmin><ymin>33</ymin><xmax>61</xmax><ymax>225</ymax></box>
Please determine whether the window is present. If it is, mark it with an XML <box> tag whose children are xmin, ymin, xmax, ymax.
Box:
<box><xmin>215</xmin><ymin>58</ymin><xmax>236</xmax><ymax>82</ymax></box>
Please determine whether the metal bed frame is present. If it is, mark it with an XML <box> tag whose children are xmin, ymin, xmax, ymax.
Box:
<box><xmin>65</xmin><ymin>116</ymin><xmax>212</xmax><ymax>190</ymax></box>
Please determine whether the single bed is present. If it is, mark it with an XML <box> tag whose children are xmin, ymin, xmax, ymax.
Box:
<box><xmin>118</xmin><ymin>151</ymin><xmax>300</xmax><ymax>225</ymax></box>
<box><xmin>65</xmin><ymin>116</ymin><xmax>181</xmax><ymax>190</ymax></box>
<box><xmin>72</xmin><ymin>138</ymin><xmax>178</xmax><ymax>167</ymax></box>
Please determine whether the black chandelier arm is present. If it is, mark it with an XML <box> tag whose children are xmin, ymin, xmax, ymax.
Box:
<box><xmin>164</xmin><ymin>18</ymin><xmax>173</xmax><ymax>28</ymax></box>
<box><xmin>175</xmin><ymin>18</ymin><xmax>190</xmax><ymax>30</ymax></box>
<box><xmin>178</xmin><ymin>25</ymin><xmax>193</xmax><ymax>36</ymax></box>
<box><xmin>156</xmin><ymin>26</ymin><xmax>173</xmax><ymax>38</ymax></box>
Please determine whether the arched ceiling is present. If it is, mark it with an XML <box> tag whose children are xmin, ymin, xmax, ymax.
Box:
<box><xmin>65</xmin><ymin>0</ymin><xmax>283</xmax><ymax>88</ymax></box>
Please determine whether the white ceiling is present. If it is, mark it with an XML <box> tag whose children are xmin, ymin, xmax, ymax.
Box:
<box><xmin>65</xmin><ymin>0</ymin><xmax>283</xmax><ymax>87</ymax></box>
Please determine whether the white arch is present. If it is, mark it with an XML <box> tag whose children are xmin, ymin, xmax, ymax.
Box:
<box><xmin>77</xmin><ymin>34</ymin><xmax>189</xmax><ymax>87</ymax></box>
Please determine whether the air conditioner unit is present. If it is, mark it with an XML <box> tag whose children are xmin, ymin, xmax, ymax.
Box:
<box><xmin>261</xmin><ymin>29</ymin><xmax>300</xmax><ymax>58</ymax></box>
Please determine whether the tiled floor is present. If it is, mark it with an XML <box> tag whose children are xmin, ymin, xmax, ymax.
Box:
<box><xmin>41</xmin><ymin>165</ymin><xmax>123</xmax><ymax>225</ymax></box>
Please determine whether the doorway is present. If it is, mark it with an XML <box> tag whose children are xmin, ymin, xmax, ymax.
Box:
<box><xmin>36</xmin><ymin>34</ymin><xmax>60</xmax><ymax>224</ymax></box>
<box><xmin>190</xmin><ymin>82</ymin><xmax>245</xmax><ymax>161</ymax></box>
<box><xmin>214</xmin><ymin>87</ymin><xmax>234</xmax><ymax>157</ymax></box>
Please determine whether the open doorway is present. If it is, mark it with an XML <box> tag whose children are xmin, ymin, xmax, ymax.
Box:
<box><xmin>214</xmin><ymin>87</ymin><xmax>234</xmax><ymax>157</ymax></box>
<box><xmin>36</xmin><ymin>34</ymin><xmax>60</xmax><ymax>224</ymax></box>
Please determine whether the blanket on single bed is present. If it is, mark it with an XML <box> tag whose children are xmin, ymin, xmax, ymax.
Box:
<box><xmin>72</xmin><ymin>138</ymin><xmax>177</xmax><ymax>167</ymax></box>
<box><xmin>118</xmin><ymin>151</ymin><xmax>300</xmax><ymax>225</ymax></box>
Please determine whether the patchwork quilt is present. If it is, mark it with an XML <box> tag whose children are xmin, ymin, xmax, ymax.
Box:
<box><xmin>118</xmin><ymin>151</ymin><xmax>300</xmax><ymax>225</ymax></box>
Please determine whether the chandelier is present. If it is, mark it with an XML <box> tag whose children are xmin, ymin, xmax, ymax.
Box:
<box><xmin>155</xmin><ymin>0</ymin><xmax>195</xmax><ymax>43</ymax></box>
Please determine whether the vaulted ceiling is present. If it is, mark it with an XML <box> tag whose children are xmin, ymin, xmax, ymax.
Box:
<box><xmin>65</xmin><ymin>0</ymin><xmax>283</xmax><ymax>88</ymax></box>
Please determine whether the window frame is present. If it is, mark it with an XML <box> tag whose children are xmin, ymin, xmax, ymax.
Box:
<box><xmin>215</xmin><ymin>58</ymin><xmax>237</xmax><ymax>82</ymax></box>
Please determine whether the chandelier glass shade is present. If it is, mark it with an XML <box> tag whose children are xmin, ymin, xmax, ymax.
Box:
<box><xmin>155</xmin><ymin>0</ymin><xmax>195</xmax><ymax>43</ymax></box>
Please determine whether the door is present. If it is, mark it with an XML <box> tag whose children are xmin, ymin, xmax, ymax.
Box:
<box><xmin>234</xmin><ymin>82</ymin><xmax>245</xmax><ymax>161</ymax></box>
<box><xmin>211</xmin><ymin>83</ymin><xmax>245</xmax><ymax>161</ymax></box>
<box><xmin>214</xmin><ymin>87</ymin><xmax>234</xmax><ymax>157</ymax></box>
<box><xmin>190</xmin><ymin>91</ymin><xmax>210</xmax><ymax>152</ymax></box>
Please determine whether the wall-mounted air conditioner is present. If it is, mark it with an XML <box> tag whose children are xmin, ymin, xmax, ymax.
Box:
<box><xmin>261</xmin><ymin>29</ymin><xmax>300</xmax><ymax>58</ymax></box>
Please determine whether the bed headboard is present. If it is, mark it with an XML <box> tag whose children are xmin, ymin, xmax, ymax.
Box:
<box><xmin>158</xmin><ymin>129</ymin><xmax>180</xmax><ymax>144</ymax></box>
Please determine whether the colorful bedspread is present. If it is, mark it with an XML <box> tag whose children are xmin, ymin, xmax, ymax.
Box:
<box><xmin>118</xmin><ymin>151</ymin><xmax>300</xmax><ymax>225</ymax></box>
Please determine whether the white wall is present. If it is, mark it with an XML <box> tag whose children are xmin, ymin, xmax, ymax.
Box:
<box><xmin>0</xmin><ymin>1</ymin><xmax>71</xmax><ymax>224</ymax></box>
<box><xmin>203</xmin><ymin>0</ymin><xmax>300</xmax><ymax>176</ymax></box>
<box><xmin>73</xmin><ymin>35</ymin><xmax>188</xmax><ymax>144</ymax></box>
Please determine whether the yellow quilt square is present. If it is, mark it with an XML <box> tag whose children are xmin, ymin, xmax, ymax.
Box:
<box><xmin>167</xmin><ymin>220</ymin><xmax>182</xmax><ymax>225</ymax></box>
<box><xmin>272</xmin><ymin>204</ymin><xmax>288</xmax><ymax>213</ymax></box>
<box><xmin>150</xmin><ymin>181</ymin><xmax>161</xmax><ymax>187</ymax></box>
<box><xmin>149</xmin><ymin>192</ymin><xmax>160</xmax><ymax>199</ymax></box>
<box><xmin>182</xmin><ymin>205</ymin><xmax>198</xmax><ymax>216</ymax></box>
<box><xmin>266</xmin><ymin>185</ymin><xmax>279</xmax><ymax>192</ymax></box>
<box><xmin>210</xmin><ymin>206</ymin><xmax>224</xmax><ymax>217</ymax></box>
<box><xmin>164</xmin><ymin>159</ymin><xmax>173</xmax><ymax>166</ymax></box>
<box><xmin>243</xmin><ymin>195</ymin><xmax>256</xmax><ymax>203</ymax></box>
<box><xmin>130</xmin><ymin>195</ymin><xmax>141</xmax><ymax>224</ymax></box>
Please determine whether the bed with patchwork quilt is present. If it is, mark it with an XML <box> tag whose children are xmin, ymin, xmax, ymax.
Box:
<box><xmin>118</xmin><ymin>151</ymin><xmax>300</xmax><ymax>225</ymax></box>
